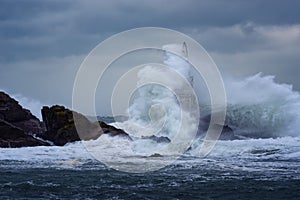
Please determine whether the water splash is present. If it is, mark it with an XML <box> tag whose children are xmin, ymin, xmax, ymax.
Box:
<box><xmin>223</xmin><ymin>73</ymin><xmax>300</xmax><ymax>137</ymax></box>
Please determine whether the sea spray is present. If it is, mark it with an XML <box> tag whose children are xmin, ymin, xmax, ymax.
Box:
<box><xmin>85</xmin><ymin>43</ymin><xmax>300</xmax><ymax>170</ymax></box>
<box><xmin>82</xmin><ymin>44</ymin><xmax>200</xmax><ymax>172</ymax></box>
<box><xmin>112</xmin><ymin>43</ymin><xmax>199</xmax><ymax>152</ymax></box>
<box><xmin>223</xmin><ymin>73</ymin><xmax>300</xmax><ymax>138</ymax></box>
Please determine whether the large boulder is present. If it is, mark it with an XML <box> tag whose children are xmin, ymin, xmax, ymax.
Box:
<box><xmin>39</xmin><ymin>105</ymin><xmax>131</xmax><ymax>146</ymax></box>
<box><xmin>198</xmin><ymin>113</ymin><xmax>235</xmax><ymax>140</ymax></box>
<box><xmin>0</xmin><ymin>119</ymin><xmax>49</xmax><ymax>147</ymax></box>
<box><xmin>39</xmin><ymin>105</ymin><xmax>92</xmax><ymax>146</ymax></box>
<box><xmin>0</xmin><ymin>91</ymin><xmax>48</xmax><ymax>147</ymax></box>
<box><xmin>0</xmin><ymin>91</ymin><xmax>43</xmax><ymax>135</ymax></box>
<box><xmin>97</xmin><ymin>121</ymin><xmax>132</xmax><ymax>140</ymax></box>
<box><xmin>141</xmin><ymin>135</ymin><xmax>170</xmax><ymax>143</ymax></box>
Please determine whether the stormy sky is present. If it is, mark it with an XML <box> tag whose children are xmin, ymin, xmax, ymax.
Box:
<box><xmin>0</xmin><ymin>0</ymin><xmax>300</xmax><ymax>116</ymax></box>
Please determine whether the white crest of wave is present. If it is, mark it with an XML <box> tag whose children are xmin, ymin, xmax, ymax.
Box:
<box><xmin>225</xmin><ymin>72</ymin><xmax>300</xmax><ymax>105</ymax></box>
<box><xmin>224</xmin><ymin>72</ymin><xmax>300</xmax><ymax>137</ymax></box>
<box><xmin>89</xmin><ymin>43</ymin><xmax>198</xmax><ymax>161</ymax></box>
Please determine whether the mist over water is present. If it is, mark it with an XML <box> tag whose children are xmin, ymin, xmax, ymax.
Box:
<box><xmin>223</xmin><ymin>72</ymin><xmax>300</xmax><ymax>138</ymax></box>
<box><xmin>120</xmin><ymin>44</ymin><xmax>196</xmax><ymax>141</ymax></box>
<box><xmin>116</xmin><ymin>42</ymin><xmax>300</xmax><ymax>144</ymax></box>
<box><xmin>72</xmin><ymin>42</ymin><xmax>300</xmax><ymax>169</ymax></box>
<box><xmin>88</xmin><ymin>44</ymin><xmax>199</xmax><ymax>166</ymax></box>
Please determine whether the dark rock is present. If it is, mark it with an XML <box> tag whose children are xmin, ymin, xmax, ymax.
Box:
<box><xmin>0</xmin><ymin>91</ymin><xmax>132</xmax><ymax>147</ymax></box>
<box><xmin>198</xmin><ymin>113</ymin><xmax>235</xmax><ymax>140</ymax></box>
<box><xmin>212</xmin><ymin>124</ymin><xmax>234</xmax><ymax>140</ymax></box>
<box><xmin>39</xmin><ymin>105</ymin><xmax>96</xmax><ymax>146</ymax></box>
<box><xmin>141</xmin><ymin>135</ymin><xmax>171</xmax><ymax>143</ymax></box>
<box><xmin>97</xmin><ymin>121</ymin><xmax>132</xmax><ymax>140</ymax></box>
<box><xmin>39</xmin><ymin>105</ymin><xmax>132</xmax><ymax>146</ymax></box>
<box><xmin>0</xmin><ymin>91</ymin><xmax>48</xmax><ymax>147</ymax></box>
<box><xmin>0</xmin><ymin>119</ymin><xmax>49</xmax><ymax>148</ymax></box>
<box><xmin>0</xmin><ymin>91</ymin><xmax>43</xmax><ymax>135</ymax></box>
<box><xmin>149</xmin><ymin>153</ymin><xmax>163</xmax><ymax>157</ymax></box>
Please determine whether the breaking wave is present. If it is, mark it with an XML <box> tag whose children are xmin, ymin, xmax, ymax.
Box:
<box><xmin>224</xmin><ymin>73</ymin><xmax>300</xmax><ymax>138</ymax></box>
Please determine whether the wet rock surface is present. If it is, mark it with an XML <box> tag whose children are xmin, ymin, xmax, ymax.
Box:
<box><xmin>38</xmin><ymin>105</ymin><xmax>132</xmax><ymax>146</ymax></box>
<box><xmin>0</xmin><ymin>91</ymin><xmax>43</xmax><ymax>135</ymax></box>
<box><xmin>0</xmin><ymin>119</ymin><xmax>49</xmax><ymax>147</ymax></box>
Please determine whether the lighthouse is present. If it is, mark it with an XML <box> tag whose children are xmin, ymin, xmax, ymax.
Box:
<box><xmin>181</xmin><ymin>42</ymin><xmax>194</xmax><ymax>88</ymax></box>
<box><xmin>163</xmin><ymin>42</ymin><xmax>197</xmax><ymax>114</ymax></box>
<box><xmin>180</xmin><ymin>42</ymin><xmax>197</xmax><ymax>115</ymax></box>
<box><xmin>182</xmin><ymin>42</ymin><xmax>188</xmax><ymax>58</ymax></box>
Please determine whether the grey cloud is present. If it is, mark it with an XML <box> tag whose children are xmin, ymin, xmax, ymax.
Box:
<box><xmin>1</xmin><ymin>0</ymin><xmax>300</xmax><ymax>61</ymax></box>
<box><xmin>0</xmin><ymin>0</ymin><xmax>300</xmax><ymax>114</ymax></box>
<box><xmin>0</xmin><ymin>55</ymin><xmax>84</xmax><ymax>105</ymax></box>
<box><xmin>190</xmin><ymin>23</ymin><xmax>300</xmax><ymax>53</ymax></box>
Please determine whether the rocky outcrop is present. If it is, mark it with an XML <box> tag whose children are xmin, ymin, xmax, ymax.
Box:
<box><xmin>97</xmin><ymin>121</ymin><xmax>132</xmax><ymax>140</ymax></box>
<box><xmin>38</xmin><ymin>105</ymin><xmax>93</xmax><ymax>146</ymax></box>
<box><xmin>0</xmin><ymin>91</ymin><xmax>49</xmax><ymax>147</ymax></box>
<box><xmin>0</xmin><ymin>119</ymin><xmax>49</xmax><ymax>147</ymax></box>
<box><xmin>219</xmin><ymin>125</ymin><xmax>234</xmax><ymax>140</ymax></box>
<box><xmin>198</xmin><ymin>113</ymin><xmax>235</xmax><ymax>140</ymax></box>
<box><xmin>148</xmin><ymin>153</ymin><xmax>163</xmax><ymax>157</ymax></box>
<box><xmin>0</xmin><ymin>91</ymin><xmax>43</xmax><ymax>135</ymax></box>
<box><xmin>141</xmin><ymin>135</ymin><xmax>171</xmax><ymax>143</ymax></box>
<box><xmin>39</xmin><ymin>105</ymin><xmax>131</xmax><ymax>146</ymax></box>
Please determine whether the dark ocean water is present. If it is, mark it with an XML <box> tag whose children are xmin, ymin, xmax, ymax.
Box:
<box><xmin>0</xmin><ymin>158</ymin><xmax>299</xmax><ymax>200</ymax></box>
<box><xmin>1</xmin><ymin>136</ymin><xmax>299</xmax><ymax>199</ymax></box>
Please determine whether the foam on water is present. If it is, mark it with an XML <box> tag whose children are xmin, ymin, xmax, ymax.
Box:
<box><xmin>0</xmin><ymin>136</ymin><xmax>299</xmax><ymax>173</ymax></box>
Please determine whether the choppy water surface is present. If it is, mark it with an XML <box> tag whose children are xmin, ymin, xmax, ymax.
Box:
<box><xmin>0</xmin><ymin>137</ymin><xmax>299</xmax><ymax>199</ymax></box>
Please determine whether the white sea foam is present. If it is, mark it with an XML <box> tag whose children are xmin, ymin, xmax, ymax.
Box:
<box><xmin>0</xmin><ymin>136</ymin><xmax>299</xmax><ymax>172</ymax></box>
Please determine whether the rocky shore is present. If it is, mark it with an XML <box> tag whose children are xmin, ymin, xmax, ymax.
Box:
<box><xmin>0</xmin><ymin>91</ymin><xmax>131</xmax><ymax>148</ymax></box>
<box><xmin>0</xmin><ymin>91</ymin><xmax>235</xmax><ymax>148</ymax></box>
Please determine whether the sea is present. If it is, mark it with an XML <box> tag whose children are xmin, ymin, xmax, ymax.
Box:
<box><xmin>0</xmin><ymin>136</ymin><xmax>299</xmax><ymax>199</ymax></box>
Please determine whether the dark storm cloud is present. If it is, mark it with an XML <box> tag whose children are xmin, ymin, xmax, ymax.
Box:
<box><xmin>1</xmin><ymin>0</ymin><xmax>300</xmax><ymax>62</ymax></box>
<box><xmin>0</xmin><ymin>0</ymin><xmax>300</xmax><ymax>114</ymax></box>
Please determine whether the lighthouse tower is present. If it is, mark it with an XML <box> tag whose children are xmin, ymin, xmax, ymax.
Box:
<box><xmin>166</xmin><ymin>42</ymin><xmax>197</xmax><ymax>114</ymax></box>
<box><xmin>182</xmin><ymin>42</ymin><xmax>188</xmax><ymax>58</ymax></box>
<box><xmin>163</xmin><ymin>42</ymin><xmax>197</xmax><ymax>113</ymax></box>
<box><xmin>181</xmin><ymin>42</ymin><xmax>194</xmax><ymax>88</ymax></box>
